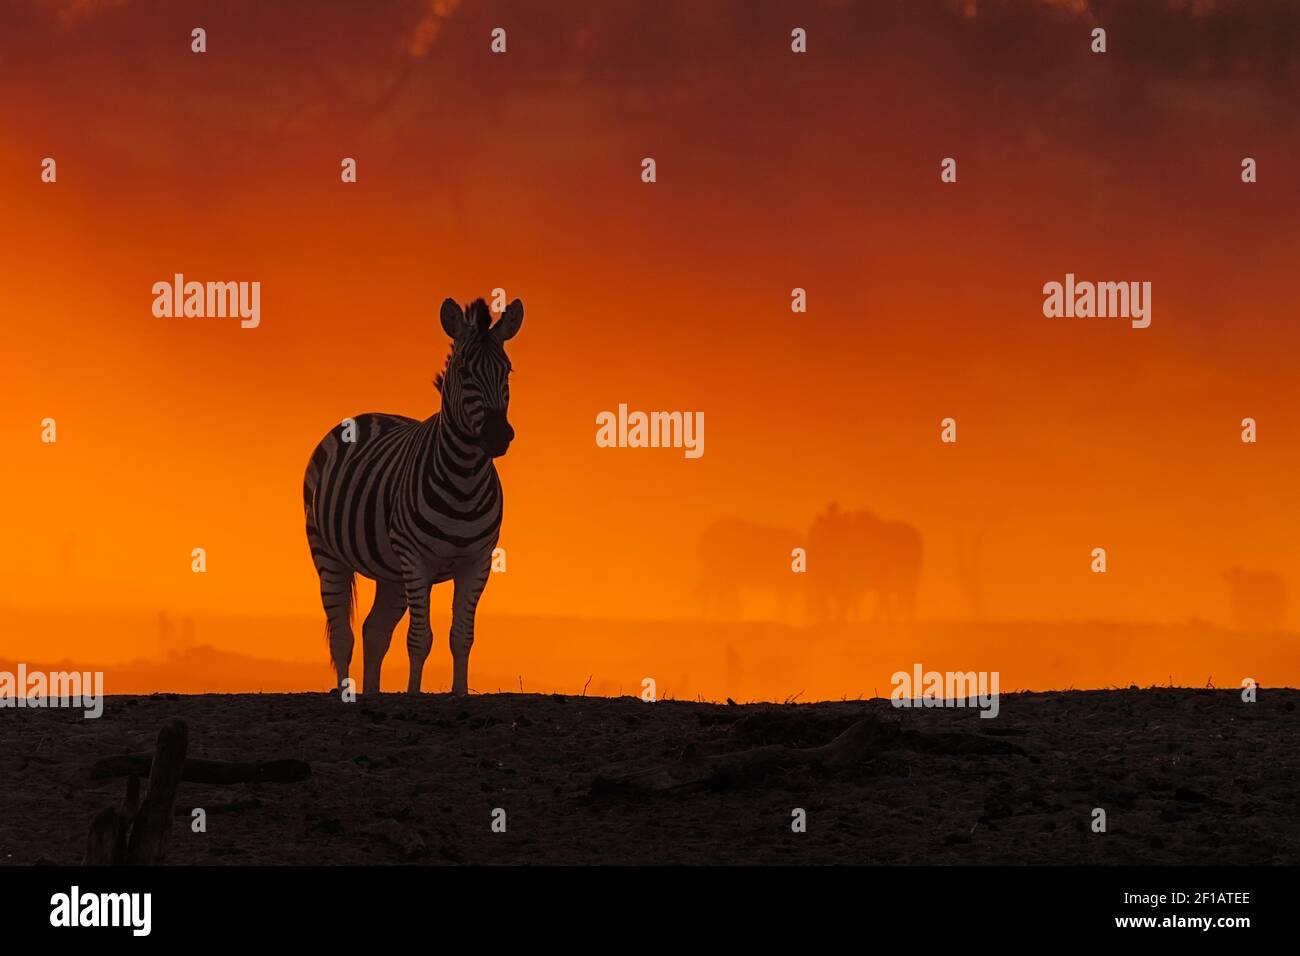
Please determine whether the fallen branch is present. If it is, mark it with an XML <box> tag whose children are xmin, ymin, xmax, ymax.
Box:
<box><xmin>90</xmin><ymin>754</ymin><xmax>310</xmax><ymax>784</ymax></box>
<box><xmin>591</xmin><ymin>716</ymin><xmax>889</xmax><ymax>795</ymax></box>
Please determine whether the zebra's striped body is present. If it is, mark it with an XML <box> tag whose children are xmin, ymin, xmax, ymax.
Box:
<box><xmin>303</xmin><ymin>297</ymin><xmax>522</xmax><ymax>696</ymax></box>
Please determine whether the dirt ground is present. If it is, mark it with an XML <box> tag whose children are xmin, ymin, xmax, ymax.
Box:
<box><xmin>3</xmin><ymin>687</ymin><xmax>1297</xmax><ymax>865</ymax></box>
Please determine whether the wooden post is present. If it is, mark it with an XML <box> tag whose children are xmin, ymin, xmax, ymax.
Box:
<box><xmin>125</xmin><ymin>719</ymin><xmax>188</xmax><ymax>865</ymax></box>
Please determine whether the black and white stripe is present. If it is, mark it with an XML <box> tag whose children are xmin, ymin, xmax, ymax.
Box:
<box><xmin>303</xmin><ymin>297</ymin><xmax>523</xmax><ymax>696</ymax></box>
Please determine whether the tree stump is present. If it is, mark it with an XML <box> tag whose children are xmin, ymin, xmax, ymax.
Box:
<box><xmin>83</xmin><ymin>718</ymin><xmax>310</xmax><ymax>865</ymax></box>
<box><xmin>84</xmin><ymin>719</ymin><xmax>187</xmax><ymax>865</ymax></box>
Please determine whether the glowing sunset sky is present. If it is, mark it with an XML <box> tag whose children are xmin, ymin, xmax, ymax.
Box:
<box><xmin>3</xmin><ymin>1</ymin><xmax>1299</xmax><ymax>685</ymax></box>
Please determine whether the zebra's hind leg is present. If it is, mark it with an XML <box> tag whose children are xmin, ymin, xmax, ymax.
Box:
<box><xmin>315</xmin><ymin>557</ymin><xmax>356</xmax><ymax>692</ymax></box>
<box><xmin>403</xmin><ymin>572</ymin><xmax>434</xmax><ymax>695</ymax></box>
<box><xmin>362</xmin><ymin>579</ymin><xmax>407</xmax><ymax>695</ymax></box>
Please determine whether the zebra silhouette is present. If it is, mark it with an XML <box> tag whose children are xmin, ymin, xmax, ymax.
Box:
<box><xmin>303</xmin><ymin>296</ymin><xmax>522</xmax><ymax>696</ymax></box>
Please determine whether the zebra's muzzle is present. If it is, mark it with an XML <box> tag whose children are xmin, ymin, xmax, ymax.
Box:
<box><xmin>478</xmin><ymin>409</ymin><xmax>515</xmax><ymax>457</ymax></box>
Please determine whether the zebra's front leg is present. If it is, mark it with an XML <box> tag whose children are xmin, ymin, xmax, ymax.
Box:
<box><xmin>403</xmin><ymin>573</ymin><xmax>434</xmax><ymax>695</ymax></box>
<box><xmin>362</xmin><ymin>579</ymin><xmax>407</xmax><ymax>695</ymax></box>
<box><xmin>449</xmin><ymin>561</ymin><xmax>491</xmax><ymax>697</ymax></box>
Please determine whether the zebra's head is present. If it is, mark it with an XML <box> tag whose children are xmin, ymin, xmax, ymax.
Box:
<box><xmin>436</xmin><ymin>296</ymin><xmax>523</xmax><ymax>458</ymax></box>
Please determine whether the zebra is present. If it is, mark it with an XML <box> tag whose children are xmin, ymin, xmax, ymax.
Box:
<box><xmin>303</xmin><ymin>296</ymin><xmax>522</xmax><ymax>697</ymax></box>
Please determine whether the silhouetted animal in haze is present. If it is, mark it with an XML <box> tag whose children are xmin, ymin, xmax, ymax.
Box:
<box><xmin>806</xmin><ymin>504</ymin><xmax>922</xmax><ymax>622</ymax></box>
<box><xmin>1223</xmin><ymin>566</ymin><xmax>1286</xmax><ymax>632</ymax></box>
<box><xmin>697</xmin><ymin>518</ymin><xmax>803</xmax><ymax>620</ymax></box>
<box><xmin>303</xmin><ymin>297</ymin><xmax>523</xmax><ymax>696</ymax></box>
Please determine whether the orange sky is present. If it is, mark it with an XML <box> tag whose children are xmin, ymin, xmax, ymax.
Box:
<box><xmin>3</xmin><ymin>1</ymin><xmax>1300</xmax><ymax>693</ymax></box>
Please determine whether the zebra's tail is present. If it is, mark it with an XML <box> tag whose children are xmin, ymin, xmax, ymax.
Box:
<box><xmin>303</xmin><ymin>449</ymin><xmax>357</xmax><ymax>666</ymax></box>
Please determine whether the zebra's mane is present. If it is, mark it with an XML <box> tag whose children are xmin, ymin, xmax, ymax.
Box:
<box><xmin>434</xmin><ymin>298</ymin><xmax>494</xmax><ymax>393</ymax></box>
<box><xmin>466</xmin><ymin>298</ymin><xmax>491</xmax><ymax>331</ymax></box>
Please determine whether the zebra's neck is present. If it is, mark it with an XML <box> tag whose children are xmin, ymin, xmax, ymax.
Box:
<box><xmin>428</xmin><ymin>411</ymin><xmax>493</xmax><ymax>494</ymax></box>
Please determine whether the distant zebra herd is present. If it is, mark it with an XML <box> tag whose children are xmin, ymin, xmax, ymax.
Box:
<box><xmin>697</xmin><ymin>504</ymin><xmax>923</xmax><ymax>624</ymax></box>
<box><xmin>303</xmin><ymin>297</ymin><xmax>522</xmax><ymax>697</ymax></box>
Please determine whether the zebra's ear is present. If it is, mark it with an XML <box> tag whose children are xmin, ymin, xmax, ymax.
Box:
<box><xmin>440</xmin><ymin>298</ymin><xmax>466</xmax><ymax>339</ymax></box>
<box><xmin>493</xmin><ymin>298</ymin><xmax>523</xmax><ymax>342</ymax></box>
